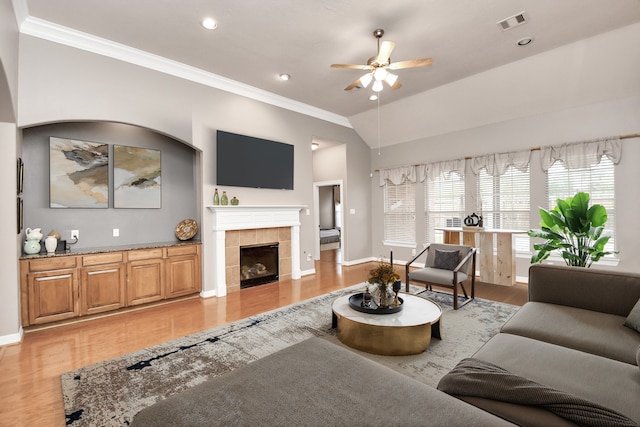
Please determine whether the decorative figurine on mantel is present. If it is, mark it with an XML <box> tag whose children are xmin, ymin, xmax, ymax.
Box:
<box><xmin>221</xmin><ymin>191</ymin><xmax>229</xmax><ymax>205</ymax></box>
<box><xmin>213</xmin><ymin>188</ymin><xmax>220</xmax><ymax>205</ymax></box>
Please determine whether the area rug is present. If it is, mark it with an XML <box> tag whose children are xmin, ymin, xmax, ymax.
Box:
<box><xmin>61</xmin><ymin>285</ymin><xmax>520</xmax><ymax>426</ymax></box>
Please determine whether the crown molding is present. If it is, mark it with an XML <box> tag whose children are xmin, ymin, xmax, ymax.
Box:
<box><xmin>19</xmin><ymin>16</ymin><xmax>351</xmax><ymax>128</ymax></box>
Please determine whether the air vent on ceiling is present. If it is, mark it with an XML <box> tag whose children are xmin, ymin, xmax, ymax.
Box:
<box><xmin>497</xmin><ymin>11</ymin><xmax>528</xmax><ymax>31</ymax></box>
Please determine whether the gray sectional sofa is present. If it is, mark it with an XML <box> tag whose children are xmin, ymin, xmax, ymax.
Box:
<box><xmin>439</xmin><ymin>263</ymin><xmax>640</xmax><ymax>426</ymax></box>
<box><xmin>132</xmin><ymin>264</ymin><xmax>640</xmax><ymax>426</ymax></box>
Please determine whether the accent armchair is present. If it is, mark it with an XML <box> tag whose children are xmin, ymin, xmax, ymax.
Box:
<box><xmin>405</xmin><ymin>243</ymin><xmax>477</xmax><ymax>309</ymax></box>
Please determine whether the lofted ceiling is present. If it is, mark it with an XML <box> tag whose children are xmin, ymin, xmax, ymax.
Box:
<box><xmin>16</xmin><ymin>0</ymin><xmax>640</xmax><ymax>148</ymax></box>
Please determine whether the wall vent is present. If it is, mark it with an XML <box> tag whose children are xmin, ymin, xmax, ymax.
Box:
<box><xmin>497</xmin><ymin>11</ymin><xmax>528</xmax><ymax>31</ymax></box>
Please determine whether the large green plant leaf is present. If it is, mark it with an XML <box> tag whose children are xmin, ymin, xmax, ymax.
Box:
<box><xmin>587</xmin><ymin>204</ymin><xmax>608</xmax><ymax>227</ymax></box>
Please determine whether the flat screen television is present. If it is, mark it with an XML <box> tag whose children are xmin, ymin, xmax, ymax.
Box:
<box><xmin>216</xmin><ymin>130</ymin><xmax>294</xmax><ymax>190</ymax></box>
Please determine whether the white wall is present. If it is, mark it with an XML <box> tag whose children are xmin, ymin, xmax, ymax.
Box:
<box><xmin>15</xmin><ymin>34</ymin><xmax>370</xmax><ymax>308</ymax></box>
<box><xmin>371</xmin><ymin>96</ymin><xmax>640</xmax><ymax>276</ymax></box>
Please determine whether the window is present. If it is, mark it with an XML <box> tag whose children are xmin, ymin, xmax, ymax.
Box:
<box><xmin>546</xmin><ymin>156</ymin><xmax>616</xmax><ymax>253</ymax></box>
<box><xmin>477</xmin><ymin>165</ymin><xmax>530</xmax><ymax>253</ymax></box>
<box><xmin>425</xmin><ymin>171</ymin><xmax>465</xmax><ymax>244</ymax></box>
<box><xmin>383</xmin><ymin>180</ymin><xmax>416</xmax><ymax>246</ymax></box>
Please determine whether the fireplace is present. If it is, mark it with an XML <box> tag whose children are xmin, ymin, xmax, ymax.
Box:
<box><xmin>240</xmin><ymin>243</ymin><xmax>279</xmax><ymax>289</ymax></box>
<box><xmin>207</xmin><ymin>205</ymin><xmax>304</xmax><ymax>297</ymax></box>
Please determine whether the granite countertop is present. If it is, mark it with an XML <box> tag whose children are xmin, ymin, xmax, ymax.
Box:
<box><xmin>20</xmin><ymin>239</ymin><xmax>201</xmax><ymax>260</ymax></box>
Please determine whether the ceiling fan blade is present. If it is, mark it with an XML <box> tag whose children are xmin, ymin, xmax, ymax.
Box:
<box><xmin>330</xmin><ymin>63</ymin><xmax>373</xmax><ymax>70</ymax></box>
<box><xmin>344</xmin><ymin>79</ymin><xmax>362</xmax><ymax>91</ymax></box>
<box><xmin>388</xmin><ymin>58</ymin><xmax>433</xmax><ymax>70</ymax></box>
<box><xmin>390</xmin><ymin>80</ymin><xmax>402</xmax><ymax>90</ymax></box>
<box><xmin>374</xmin><ymin>41</ymin><xmax>395</xmax><ymax>66</ymax></box>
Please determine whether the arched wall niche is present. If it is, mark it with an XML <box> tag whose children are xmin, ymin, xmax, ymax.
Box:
<box><xmin>20</xmin><ymin>120</ymin><xmax>200</xmax><ymax>249</ymax></box>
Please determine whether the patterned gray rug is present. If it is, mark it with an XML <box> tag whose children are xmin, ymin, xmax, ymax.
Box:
<box><xmin>61</xmin><ymin>285</ymin><xmax>520</xmax><ymax>426</ymax></box>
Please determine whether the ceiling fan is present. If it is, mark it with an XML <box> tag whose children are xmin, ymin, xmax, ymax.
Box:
<box><xmin>330</xmin><ymin>28</ymin><xmax>433</xmax><ymax>92</ymax></box>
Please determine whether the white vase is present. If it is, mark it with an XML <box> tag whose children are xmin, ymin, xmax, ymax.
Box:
<box><xmin>45</xmin><ymin>236</ymin><xmax>57</xmax><ymax>254</ymax></box>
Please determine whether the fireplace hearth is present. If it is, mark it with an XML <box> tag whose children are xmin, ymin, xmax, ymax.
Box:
<box><xmin>240</xmin><ymin>243</ymin><xmax>279</xmax><ymax>289</ymax></box>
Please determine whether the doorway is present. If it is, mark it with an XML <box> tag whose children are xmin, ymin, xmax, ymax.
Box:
<box><xmin>313</xmin><ymin>180</ymin><xmax>344</xmax><ymax>263</ymax></box>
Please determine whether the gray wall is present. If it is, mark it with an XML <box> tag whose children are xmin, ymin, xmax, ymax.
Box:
<box><xmin>22</xmin><ymin>122</ymin><xmax>198</xmax><ymax>248</ymax></box>
<box><xmin>318</xmin><ymin>186</ymin><xmax>334</xmax><ymax>228</ymax></box>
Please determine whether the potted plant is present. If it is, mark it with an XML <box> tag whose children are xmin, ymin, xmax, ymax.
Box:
<box><xmin>367</xmin><ymin>261</ymin><xmax>400</xmax><ymax>308</ymax></box>
<box><xmin>528</xmin><ymin>191</ymin><xmax>616</xmax><ymax>267</ymax></box>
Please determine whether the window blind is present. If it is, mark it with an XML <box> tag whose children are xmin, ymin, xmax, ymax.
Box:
<box><xmin>477</xmin><ymin>165</ymin><xmax>530</xmax><ymax>253</ymax></box>
<box><xmin>546</xmin><ymin>156</ymin><xmax>616</xmax><ymax>253</ymax></box>
<box><xmin>425</xmin><ymin>171</ymin><xmax>465</xmax><ymax>244</ymax></box>
<box><xmin>383</xmin><ymin>180</ymin><xmax>416</xmax><ymax>246</ymax></box>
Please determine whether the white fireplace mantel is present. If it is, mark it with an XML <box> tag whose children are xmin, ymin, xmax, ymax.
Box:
<box><xmin>206</xmin><ymin>205</ymin><xmax>305</xmax><ymax>297</ymax></box>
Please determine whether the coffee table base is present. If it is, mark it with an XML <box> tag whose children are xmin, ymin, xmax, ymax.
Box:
<box><xmin>334</xmin><ymin>315</ymin><xmax>440</xmax><ymax>356</ymax></box>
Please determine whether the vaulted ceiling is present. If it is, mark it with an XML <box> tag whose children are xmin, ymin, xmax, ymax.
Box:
<box><xmin>16</xmin><ymin>0</ymin><xmax>640</xmax><ymax>147</ymax></box>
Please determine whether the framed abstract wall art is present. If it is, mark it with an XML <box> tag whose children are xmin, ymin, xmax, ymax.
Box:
<box><xmin>50</xmin><ymin>137</ymin><xmax>109</xmax><ymax>208</ymax></box>
<box><xmin>113</xmin><ymin>145</ymin><xmax>161</xmax><ymax>208</ymax></box>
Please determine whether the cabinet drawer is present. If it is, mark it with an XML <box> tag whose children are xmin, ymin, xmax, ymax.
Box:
<box><xmin>166</xmin><ymin>245</ymin><xmax>199</xmax><ymax>257</ymax></box>
<box><xmin>27</xmin><ymin>256</ymin><xmax>78</xmax><ymax>272</ymax></box>
<box><xmin>128</xmin><ymin>248</ymin><xmax>164</xmax><ymax>261</ymax></box>
<box><xmin>83</xmin><ymin>252</ymin><xmax>124</xmax><ymax>266</ymax></box>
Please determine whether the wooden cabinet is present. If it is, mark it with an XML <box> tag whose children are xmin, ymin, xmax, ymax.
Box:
<box><xmin>27</xmin><ymin>268</ymin><xmax>79</xmax><ymax>325</ymax></box>
<box><xmin>20</xmin><ymin>243</ymin><xmax>201</xmax><ymax>327</ymax></box>
<box><xmin>166</xmin><ymin>245</ymin><xmax>201</xmax><ymax>298</ymax></box>
<box><xmin>127</xmin><ymin>249</ymin><xmax>165</xmax><ymax>306</ymax></box>
<box><xmin>81</xmin><ymin>252</ymin><xmax>125</xmax><ymax>315</ymax></box>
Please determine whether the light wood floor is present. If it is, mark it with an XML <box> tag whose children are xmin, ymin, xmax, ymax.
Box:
<box><xmin>0</xmin><ymin>250</ymin><xmax>527</xmax><ymax>427</ymax></box>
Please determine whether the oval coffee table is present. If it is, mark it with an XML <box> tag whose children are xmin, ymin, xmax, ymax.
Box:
<box><xmin>331</xmin><ymin>293</ymin><xmax>442</xmax><ymax>356</ymax></box>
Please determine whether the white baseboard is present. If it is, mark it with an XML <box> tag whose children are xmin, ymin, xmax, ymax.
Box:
<box><xmin>342</xmin><ymin>256</ymin><xmax>376</xmax><ymax>266</ymax></box>
<box><xmin>300</xmin><ymin>268</ymin><xmax>316</xmax><ymax>276</ymax></box>
<box><xmin>0</xmin><ymin>327</ymin><xmax>24</xmax><ymax>346</ymax></box>
<box><xmin>200</xmin><ymin>289</ymin><xmax>217</xmax><ymax>298</ymax></box>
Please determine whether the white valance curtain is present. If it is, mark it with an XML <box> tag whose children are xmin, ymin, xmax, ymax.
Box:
<box><xmin>418</xmin><ymin>159</ymin><xmax>465</xmax><ymax>182</ymax></box>
<box><xmin>379</xmin><ymin>159</ymin><xmax>465</xmax><ymax>186</ymax></box>
<box><xmin>540</xmin><ymin>138</ymin><xmax>622</xmax><ymax>171</ymax></box>
<box><xmin>470</xmin><ymin>150</ymin><xmax>531</xmax><ymax>176</ymax></box>
<box><xmin>378</xmin><ymin>165</ymin><xmax>418</xmax><ymax>186</ymax></box>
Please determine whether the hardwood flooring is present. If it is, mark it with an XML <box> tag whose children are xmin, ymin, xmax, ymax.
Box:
<box><xmin>0</xmin><ymin>249</ymin><xmax>527</xmax><ymax>426</ymax></box>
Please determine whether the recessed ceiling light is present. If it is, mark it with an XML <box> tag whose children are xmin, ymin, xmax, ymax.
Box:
<box><xmin>517</xmin><ymin>37</ymin><xmax>534</xmax><ymax>46</ymax></box>
<box><xmin>279</xmin><ymin>73</ymin><xmax>291</xmax><ymax>81</ymax></box>
<box><xmin>369</xmin><ymin>95</ymin><xmax>378</xmax><ymax>101</ymax></box>
<box><xmin>202</xmin><ymin>17</ymin><xmax>217</xmax><ymax>30</ymax></box>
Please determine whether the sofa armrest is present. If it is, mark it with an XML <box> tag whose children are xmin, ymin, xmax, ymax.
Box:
<box><xmin>528</xmin><ymin>264</ymin><xmax>640</xmax><ymax>316</ymax></box>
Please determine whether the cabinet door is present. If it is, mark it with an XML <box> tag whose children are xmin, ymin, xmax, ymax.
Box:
<box><xmin>166</xmin><ymin>255</ymin><xmax>201</xmax><ymax>298</ymax></box>
<box><xmin>28</xmin><ymin>269</ymin><xmax>79</xmax><ymax>325</ymax></box>
<box><xmin>127</xmin><ymin>258</ymin><xmax>164</xmax><ymax>306</ymax></box>
<box><xmin>81</xmin><ymin>263</ymin><xmax>125</xmax><ymax>315</ymax></box>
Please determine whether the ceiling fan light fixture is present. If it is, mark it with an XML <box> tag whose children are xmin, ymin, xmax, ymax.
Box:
<box><xmin>373</xmin><ymin>67</ymin><xmax>388</xmax><ymax>81</ymax></box>
<box><xmin>372</xmin><ymin>80</ymin><xmax>384</xmax><ymax>92</ymax></box>
<box><xmin>384</xmin><ymin>72</ymin><xmax>398</xmax><ymax>87</ymax></box>
<box><xmin>360</xmin><ymin>73</ymin><xmax>373</xmax><ymax>88</ymax></box>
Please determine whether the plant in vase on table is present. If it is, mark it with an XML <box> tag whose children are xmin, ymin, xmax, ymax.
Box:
<box><xmin>367</xmin><ymin>261</ymin><xmax>400</xmax><ymax>308</ymax></box>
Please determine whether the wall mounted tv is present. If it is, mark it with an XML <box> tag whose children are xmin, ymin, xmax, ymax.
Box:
<box><xmin>216</xmin><ymin>130</ymin><xmax>294</xmax><ymax>190</ymax></box>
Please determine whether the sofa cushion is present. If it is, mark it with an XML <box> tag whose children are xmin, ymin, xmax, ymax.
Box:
<box><xmin>132</xmin><ymin>337</ymin><xmax>515</xmax><ymax>427</ymax></box>
<box><xmin>625</xmin><ymin>298</ymin><xmax>640</xmax><ymax>334</ymax></box>
<box><xmin>472</xmin><ymin>333</ymin><xmax>640</xmax><ymax>425</ymax></box>
<box><xmin>501</xmin><ymin>301</ymin><xmax>640</xmax><ymax>365</ymax></box>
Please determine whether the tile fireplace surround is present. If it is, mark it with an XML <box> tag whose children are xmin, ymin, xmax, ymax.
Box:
<box><xmin>207</xmin><ymin>205</ymin><xmax>304</xmax><ymax>296</ymax></box>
